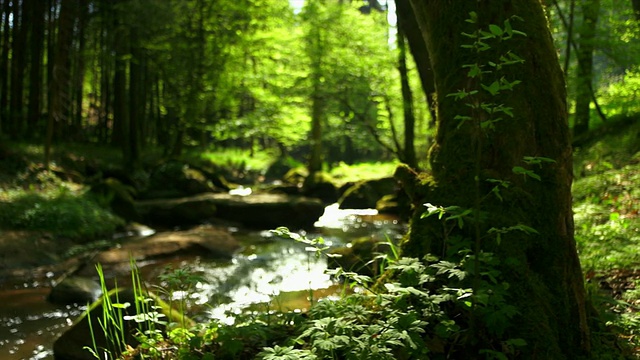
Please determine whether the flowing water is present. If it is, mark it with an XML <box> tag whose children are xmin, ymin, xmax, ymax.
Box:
<box><xmin>0</xmin><ymin>204</ymin><xmax>405</xmax><ymax>359</ymax></box>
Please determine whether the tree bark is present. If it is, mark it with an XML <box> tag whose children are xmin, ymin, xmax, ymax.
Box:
<box><xmin>46</xmin><ymin>0</ymin><xmax>78</xmax><ymax>168</ymax></box>
<box><xmin>128</xmin><ymin>30</ymin><xmax>142</xmax><ymax>170</ymax></box>
<box><xmin>395</xmin><ymin>0</ymin><xmax>436</xmax><ymax>123</ymax></box>
<box><xmin>396</xmin><ymin>28</ymin><xmax>417</xmax><ymax>169</ymax></box>
<box><xmin>306</xmin><ymin>2</ymin><xmax>326</xmax><ymax>176</ymax></box>
<box><xmin>71</xmin><ymin>0</ymin><xmax>88</xmax><ymax>140</ymax></box>
<box><xmin>0</xmin><ymin>0</ymin><xmax>11</xmax><ymax>135</ymax></box>
<box><xmin>573</xmin><ymin>0</ymin><xmax>600</xmax><ymax>137</ymax></box>
<box><xmin>27</xmin><ymin>0</ymin><xmax>47</xmax><ymax>138</ymax></box>
<box><xmin>403</xmin><ymin>1</ymin><xmax>590</xmax><ymax>358</ymax></box>
<box><xmin>9</xmin><ymin>0</ymin><xmax>27</xmax><ymax>138</ymax></box>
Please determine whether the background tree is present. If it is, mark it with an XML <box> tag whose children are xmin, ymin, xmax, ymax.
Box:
<box><xmin>574</xmin><ymin>0</ymin><xmax>601</xmax><ymax>137</ymax></box>
<box><xmin>0</xmin><ymin>0</ymin><xmax>431</xmax><ymax>170</ymax></box>
<box><xmin>401</xmin><ymin>0</ymin><xmax>590</xmax><ymax>357</ymax></box>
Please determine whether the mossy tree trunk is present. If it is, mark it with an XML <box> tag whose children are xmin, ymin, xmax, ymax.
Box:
<box><xmin>402</xmin><ymin>1</ymin><xmax>590</xmax><ymax>358</ymax></box>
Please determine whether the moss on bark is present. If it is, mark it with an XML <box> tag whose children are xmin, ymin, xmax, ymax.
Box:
<box><xmin>404</xmin><ymin>1</ymin><xmax>590</xmax><ymax>358</ymax></box>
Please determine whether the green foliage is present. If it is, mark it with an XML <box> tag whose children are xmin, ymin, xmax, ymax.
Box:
<box><xmin>156</xmin><ymin>265</ymin><xmax>208</xmax><ymax>329</ymax></box>
<box><xmin>0</xmin><ymin>186</ymin><xmax>124</xmax><ymax>240</ymax></box>
<box><xmin>600</xmin><ymin>67</ymin><xmax>640</xmax><ymax>117</ymax></box>
<box><xmin>198</xmin><ymin>148</ymin><xmax>277</xmax><ymax>173</ymax></box>
<box><xmin>573</xmin><ymin>162</ymin><xmax>640</xmax><ymax>271</ymax></box>
<box><xmin>327</xmin><ymin>161</ymin><xmax>399</xmax><ymax>185</ymax></box>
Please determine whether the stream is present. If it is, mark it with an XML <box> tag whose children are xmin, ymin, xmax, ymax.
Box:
<box><xmin>0</xmin><ymin>204</ymin><xmax>405</xmax><ymax>360</ymax></box>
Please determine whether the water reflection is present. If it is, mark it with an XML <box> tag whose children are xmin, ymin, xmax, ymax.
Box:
<box><xmin>0</xmin><ymin>204</ymin><xmax>405</xmax><ymax>359</ymax></box>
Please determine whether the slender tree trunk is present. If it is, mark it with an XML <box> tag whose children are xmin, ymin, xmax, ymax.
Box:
<box><xmin>573</xmin><ymin>0</ymin><xmax>600</xmax><ymax>137</ymax></box>
<box><xmin>9</xmin><ymin>0</ymin><xmax>27</xmax><ymax>138</ymax></box>
<box><xmin>98</xmin><ymin>17</ymin><xmax>112</xmax><ymax>145</ymax></box>
<box><xmin>563</xmin><ymin>0</ymin><xmax>576</xmax><ymax>76</ymax></box>
<box><xmin>396</xmin><ymin>20</ymin><xmax>417</xmax><ymax>169</ymax></box>
<box><xmin>27</xmin><ymin>0</ymin><xmax>46</xmax><ymax>139</ymax></box>
<box><xmin>308</xmin><ymin>70</ymin><xmax>325</xmax><ymax>175</ymax></box>
<box><xmin>46</xmin><ymin>0</ymin><xmax>59</xmax><ymax>134</ymax></box>
<box><xmin>0</xmin><ymin>0</ymin><xmax>11</xmax><ymax>135</ymax></box>
<box><xmin>71</xmin><ymin>0</ymin><xmax>88</xmax><ymax>141</ymax></box>
<box><xmin>402</xmin><ymin>1</ymin><xmax>589</xmax><ymax>358</ymax></box>
<box><xmin>46</xmin><ymin>0</ymin><xmax>78</xmax><ymax>168</ymax></box>
<box><xmin>395</xmin><ymin>0</ymin><xmax>436</xmax><ymax>123</ymax></box>
<box><xmin>307</xmin><ymin>5</ymin><xmax>325</xmax><ymax>176</ymax></box>
<box><xmin>128</xmin><ymin>31</ymin><xmax>141</xmax><ymax>170</ymax></box>
<box><xmin>112</xmin><ymin>25</ymin><xmax>129</xmax><ymax>162</ymax></box>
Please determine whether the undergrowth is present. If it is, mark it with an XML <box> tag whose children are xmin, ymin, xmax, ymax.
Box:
<box><xmin>573</xmin><ymin>117</ymin><xmax>640</xmax><ymax>354</ymax></box>
<box><xmin>0</xmin><ymin>172</ymin><xmax>123</xmax><ymax>240</ymax></box>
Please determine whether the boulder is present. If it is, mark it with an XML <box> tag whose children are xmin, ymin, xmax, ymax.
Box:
<box><xmin>302</xmin><ymin>171</ymin><xmax>339</xmax><ymax>204</ymax></box>
<box><xmin>207</xmin><ymin>193</ymin><xmax>325</xmax><ymax>230</ymax></box>
<box><xmin>89</xmin><ymin>177</ymin><xmax>138</xmax><ymax>221</ymax></box>
<box><xmin>142</xmin><ymin>161</ymin><xmax>221</xmax><ymax>199</ymax></box>
<box><xmin>338</xmin><ymin>177</ymin><xmax>398</xmax><ymax>209</ymax></box>
<box><xmin>136</xmin><ymin>194</ymin><xmax>218</xmax><ymax>226</ymax></box>
<box><xmin>91</xmin><ymin>225</ymin><xmax>240</xmax><ymax>264</ymax></box>
<box><xmin>264</xmin><ymin>156</ymin><xmax>302</xmax><ymax>181</ymax></box>
<box><xmin>48</xmin><ymin>276</ymin><xmax>102</xmax><ymax>305</ymax></box>
<box><xmin>137</xmin><ymin>193</ymin><xmax>325</xmax><ymax>230</ymax></box>
<box><xmin>282</xmin><ymin>167</ymin><xmax>308</xmax><ymax>186</ymax></box>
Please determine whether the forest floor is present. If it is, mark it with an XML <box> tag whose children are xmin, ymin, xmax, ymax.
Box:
<box><xmin>572</xmin><ymin>116</ymin><xmax>640</xmax><ymax>356</ymax></box>
<box><xmin>0</xmin><ymin>118</ymin><xmax>639</xmax><ymax>355</ymax></box>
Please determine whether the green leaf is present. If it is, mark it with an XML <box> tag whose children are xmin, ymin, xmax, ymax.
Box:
<box><xmin>512</xmin><ymin>166</ymin><xmax>541</xmax><ymax>181</ymax></box>
<box><xmin>504</xmin><ymin>19</ymin><xmax>513</xmax><ymax>36</ymax></box>
<box><xmin>482</xmin><ymin>81</ymin><xmax>501</xmax><ymax>96</ymax></box>
<box><xmin>489</xmin><ymin>24</ymin><xmax>504</xmax><ymax>37</ymax></box>
<box><xmin>506</xmin><ymin>338</ymin><xmax>528</xmax><ymax>347</ymax></box>
<box><xmin>610</xmin><ymin>212</ymin><xmax>620</xmax><ymax>222</ymax></box>
<box><xmin>467</xmin><ymin>63</ymin><xmax>482</xmax><ymax>78</ymax></box>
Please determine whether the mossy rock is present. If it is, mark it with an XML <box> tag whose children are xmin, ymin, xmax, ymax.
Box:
<box><xmin>142</xmin><ymin>161</ymin><xmax>219</xmax><ymax>199</ymax></box>
<box><xmin>338</xmin><ymin>177</ymin><xmax>398</xmax><ymax>209</ymax></box>
<box><xmin>283</xmin><ymin>167</ymin><xmax>308</xmax><ymax>186</ymax></box>
<box><xmin>265</xmin><ymin>156</ymin><xmax>302</xmax><ymax>181</ymax></box>
<box><xmin>90</xmin><ymin>177</ymin><xmax>139</xmax><ymax>221</ymax></box>
<box><xmin>376</xmin><ymin>194</ymin><xmax>400</xmax><ymax>214</ymax></box>
<box><xmin>376</xmin><ymin>193</ymin><xmax>412</xmax><ymax>220</ymax></box>
<box><xmin>302</xmin><ymin>171</ymin><xmax>338</xmax><ymax>204</ymax></box>
<box><xmin>48</xmin><ymin>276</ymin><xmax>102</xmax><ymax>305</ymax></box>
<box><xmin>135</xmin><ymin>195</ymin><xmax>218</xmax><ymax>227</ymax></box>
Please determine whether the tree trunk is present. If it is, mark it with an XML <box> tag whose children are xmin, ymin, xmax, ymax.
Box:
<box><xmin>395</xmin><ymin>0</ymin><xmax>436</xmax><ymax>123</ymax></box>
<box><xmin>308</xmin><ymin>71</ymin><xmax>325</xmax><ymax>175</ymax></box>
<box><xmin>0</xmin><ymin>0</ymin><xmax>11</xmax><ymax>135</ymax></box>
<box><xmin>396</xmin><ymin>20</ymin><xmax>417</xmax><ymax>169</ymax></box>
<box><xmin>128</xmin><ymin>31</ymin><xmax>142</xmax><ymax>170</ymax></box>
<box><xmin>46</xmin><ymin>0</ymin><xmax>78</xmax><ymax>168</ymax></box>
<box><xmin>9</xmin><ymin>0</ymin><xmax>27</xmax><ymax>138</ymax></box>
<box><xmin>306</xmin><ymin>3</ymin><xmax>326</xmax><ymax>176</ymax></box>
<box><xmin>573</xmin><ymin>0</ymin><xmax>600</xmax><ymax>137</ymax></box>
<box><xmin>27</xmin><ymin>0</ymin><xmax>46</xmax><ymax>138</ymax></box>
<box><xmin>112</xmin><ymin>31</ymin><xmax>129</xmax><ymax>159</ymax></box>
<box><xmin>402</xmin><ymin>1</ymin><xmax>590</xmax><ymax>358</ymax></box>
<box><xmin>71</xmin><ymin>0</ymin><xmax>88</xmax><ymax>141</ymax></box>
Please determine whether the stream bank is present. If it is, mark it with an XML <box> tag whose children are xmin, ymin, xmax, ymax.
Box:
<box><xmin>0</xmin><ymin>204</ymin><xmax>406</xmax><ymax>360</ymax></box>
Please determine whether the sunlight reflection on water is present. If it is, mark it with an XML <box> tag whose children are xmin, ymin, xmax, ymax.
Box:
<box><xmin>0</xmin><ymin>203</ymin><xmax>405</xmax><ymax>358</ymax></box>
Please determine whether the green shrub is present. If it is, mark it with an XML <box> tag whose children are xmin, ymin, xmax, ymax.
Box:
<box><xmin>0</xmin><ymin>188</ymin><xmax>124</xmax><ymax>240</ymax></box>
